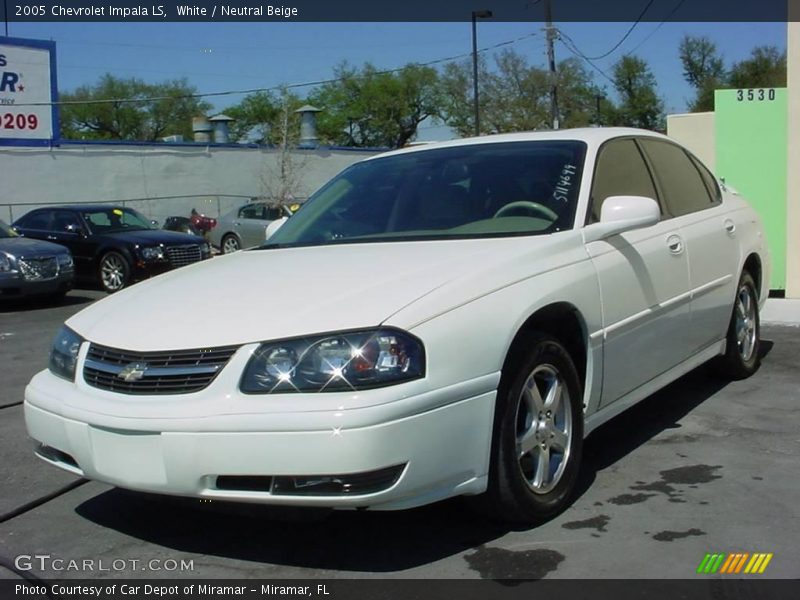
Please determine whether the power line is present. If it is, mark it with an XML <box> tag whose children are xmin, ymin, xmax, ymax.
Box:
<box><xmin>624</xmin><ymin>0</ymin><xmax>688</xmax><ymax>56</ymax></box>
<box><xmin>557</xmin><ymin>31</ymin><xmax>615</xmax><ymax>85</ymax></box>
<box><xmin>12</xmin><ymin>32</ymin><xmax>538</xmax><ymax>108</ymax></box>
<box><xmin>563</xmin><ymin>0</ymin><xmax>656</xmax><ymax>61</ymax></box>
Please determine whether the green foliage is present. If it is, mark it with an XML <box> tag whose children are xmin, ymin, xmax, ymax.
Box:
<box><xmin>307</xmin><ymin>62</ymin><xmax>441</xmax><ymax>148</ymax></box>
<box><xmin>679</xmin><ymin>36</ymin><xmax>786</xmax><ymax>113</ymax></box>
<box><xmin>610</xmin><ymin>55</ymin><xmax>664</xmax><ymax>131</ymax></box>
<box><xmin>438</xmin><ymin>49</ymin><xmax>605</xmax><ymax>136</ymax></box>
<box><xmin>222</xmin><ymin>89</ymin><xmax>304</xmax><ymax>145</ymax></box>
<box><xmin>729</xmin><ymin>46</ymin><xmax>786</xmax><ymax>89</ymax></box>
<box><xmin>679</xmin><ymin>35</ymin><xmax>726</xmax><ymax>112</ymax></box>
<box><xmin>59</xmin><ymin>74</ymin><xmax>210</xmax><ymax>141</ymax></box>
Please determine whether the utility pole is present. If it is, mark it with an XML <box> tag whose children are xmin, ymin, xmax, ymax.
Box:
<box><xmin>471</xmin><ymin>10</ymin><xmax>493</xmax><ymax>137</ymax></box>
<box><xmin>544</xmin><ymin>0</ymin><xmax>559</xmax><ymax>130</ymax></box>
<box><xmin>594</xmin><ymin>93</ymin><xmax>603</xmax><ymax>126</ymax></box>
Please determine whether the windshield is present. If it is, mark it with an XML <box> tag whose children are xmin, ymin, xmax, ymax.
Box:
<box><xmin>268</xmin><ymin>141</ymin><xmax>586</xmax><ymax>248</ymax></box>
<box><xmin>0</xmin><ymin>220</ymin><xmax>17</xmax><ymax>238</ymax></box>
<box><xmin>81</xmin><ymin>208</ymin><xmax>153</xmax><ymax>234</ymax></box>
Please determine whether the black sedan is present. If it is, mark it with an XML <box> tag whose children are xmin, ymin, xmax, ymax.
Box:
<box><xmin>0</xmin><ymin>219</ymin><xmax>75</xmax><ymax>300</ymax></box>
<box><xmin>13</xmin><ymin>206</ymin><xmax>211</xmax><ymax>293</ymax></box>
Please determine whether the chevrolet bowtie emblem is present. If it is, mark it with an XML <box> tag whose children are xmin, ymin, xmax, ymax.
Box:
<box><xmin>117</xmin><ymin>363</ymin><xmax>148</xmax><ymax>382</ymax></box>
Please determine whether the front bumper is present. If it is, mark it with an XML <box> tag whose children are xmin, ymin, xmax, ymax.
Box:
<box><xmin>24</xmin><ymin>369</ymin><xmax>496</xmax><ymax>510</ymax></box>
<box><xmin>0</xmin><ymin>269</ymin><xmax>74</xmax><ymax>298</ymax></box>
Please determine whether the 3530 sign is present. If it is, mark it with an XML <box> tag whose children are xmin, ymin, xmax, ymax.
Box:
<box><xmin>736</xmin><ymin>88</ymin><xmax>777</xmax><ymax>102</ymax></box>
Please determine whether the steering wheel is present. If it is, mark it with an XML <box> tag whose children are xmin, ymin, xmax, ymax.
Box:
<box><xmin>493</xmin><ymin>201</ymin><xmax>559</xmax><ymax>221</ymax></box>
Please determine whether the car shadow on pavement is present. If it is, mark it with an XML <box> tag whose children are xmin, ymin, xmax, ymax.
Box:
<box><xmin>75</xmin><ymin>489</ymin><xmax>510</xmax><ymax>572</ymax></box>
<box><xmin>0</xmin><ymin>293</ymin><xmax>96</xmax><ymax>314</ymax></box>
<box><xmin>73</xmin><ymin>344</ymin><xmax>775</xmax><ymax>573</ymax></box>
<box><xmin>574</xmin><ymin>341</ymin><xmax>774</xmax><ymax>499</ymax></box>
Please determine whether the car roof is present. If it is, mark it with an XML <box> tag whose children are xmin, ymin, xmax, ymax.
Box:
<box><xmin>28</xmin><ymin>205</ymin><xmax>132</xmax><ymax>212</ymax></box>
<box><xmin>366</xmin><ymin>127</ymin><xmax>672</xmax><ymax>161</ymax></box>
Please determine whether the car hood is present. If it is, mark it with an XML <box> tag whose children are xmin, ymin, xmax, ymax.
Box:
<box><xmin>67</xmin><ymin>236</ymin><xmax>577</xmax><ymax>351</ymax></box>
<box><xmin>0</xmin><ymin>236</ymin><xmax>69</xmax><ymax>257</ymax></box>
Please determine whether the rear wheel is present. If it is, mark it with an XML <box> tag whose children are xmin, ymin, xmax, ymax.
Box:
<box><xmin>221</xmin><ymin>234</ymin><xmax>241</xmax><ymax>254</ymax></box>
<box><xmin>714</xmin><ymin>271</ymin><xmax>761</xmax><ymax>379</ymax></box>
<box><xmin>98</xmin><ymin>251</ymin><xmax>130</xmax><ymax>293</ymax></box>
<box><xmin>480</xmin><ymin>334</ymin><xmax>583</xmax><ymax>524</ymax></box>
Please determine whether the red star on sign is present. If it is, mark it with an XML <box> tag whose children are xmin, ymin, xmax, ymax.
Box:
<box><xmin>18</xmin><ymin>85</ymin><xmax>24</xmax><ymax>92</ymax></box>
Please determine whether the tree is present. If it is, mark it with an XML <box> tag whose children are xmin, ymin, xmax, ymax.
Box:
<box><xmin>308</xmin><ymin>62</ymin><xmax>441</xmax><ymax>148</ymax></box>
<box><xmin>223</xmin><ymin>91</ymin><xmax>280</xmax><ymax>144</ymax></box>
<box><xmin>729</xmin><ymin>46</ymin><xmax>786</xmax><ymax>89</ymax></box>
<box><xmin>438</xmin><ymin>49</ymin><xmax>603</xmax><ymax>136</ymax></box>
<box><xmin>679</xmin><ymin>35</ymin><xmax>726</xmax><ymax>112</ymax></box>
<box><xmin>611</xmin><ymin>55</ymin><xmax>664</xmax><ymax>131</ymax></box>
<box><xmin>59</xmin><ymin>74</ymin><xmax>210</xmax><ymax>141</ymax></box>
<box><xmin>259</xmin><ymin>88</ymin><xmax>307</xmax><ymax>202</ymax></box>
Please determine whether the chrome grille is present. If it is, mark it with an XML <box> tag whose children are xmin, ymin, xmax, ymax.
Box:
<box><xmin>83</xmin><ymin>343</ymin><xmax>239</xmax><ymax>395</ymax></box>
<box><xmin>19</xmin><ymin>257</ymin><xmax>59</xmax><ymax>281</ymax></box>
<box><xmin>165</xmin><ymin>244</ymin><xmax>202</xmax><ymax>268</ymax></box>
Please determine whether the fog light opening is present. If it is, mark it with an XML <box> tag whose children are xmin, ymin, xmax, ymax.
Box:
<box><xmin>272</xmin><ymin>464</ymin><xmax>406</xmax><ymax>496</ymax></box>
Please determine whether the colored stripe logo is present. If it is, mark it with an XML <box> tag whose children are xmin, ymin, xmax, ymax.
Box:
<box><xmin>697</xmin><ymin>552</ymin><xmax>773</xmax><ymax>574</ymax></box>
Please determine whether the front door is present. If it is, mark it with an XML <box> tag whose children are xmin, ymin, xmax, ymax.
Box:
<box><xmin>585</xmin><ymin>138</ymin><xmax>693</xmax><ymax>407</ymax></box>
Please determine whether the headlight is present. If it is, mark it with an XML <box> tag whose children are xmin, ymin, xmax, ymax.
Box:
<box><xmin>200</xmin><ymin>242</ymin><xmax>210</xmax><ymax>255</ymax></box>
<box><xmin>139</xmin><ymin>246</ymin><xmax>165</xmax><ymax>261</ymax></box>
<box><xmin>48</xmin><ymin>326</ymin><xmax>83</xmax><ymax>382</ymax></box>
<box><xmin>241</xmin><ymin>328</ymin><xmax>425</xmax><ymax>394</ymax></box>
<box><xmin>57</xmin><ymin>253</ymin><xmax>73</xmax><ymax>267</ymax></box>
<box><xmin>0</xmin><ymin>252</ymin><xmax>13</xmax><ymax>272</ymax></box>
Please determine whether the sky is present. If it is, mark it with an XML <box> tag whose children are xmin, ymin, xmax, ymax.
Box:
<box><xmin>3</xmin><ymin>20</ymin><xmax>788</xmax><ymax>141</ymax></box>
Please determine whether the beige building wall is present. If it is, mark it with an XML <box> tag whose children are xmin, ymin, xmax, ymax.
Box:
<box><xmin>666</xmin><ymin>112</ymin><xmax>716</xmax><ymax>171</ymax></box>
<box><xmin>787</xmin><ymin>17</ymin><xmax>800</xmax><ymax>298</ymax></box>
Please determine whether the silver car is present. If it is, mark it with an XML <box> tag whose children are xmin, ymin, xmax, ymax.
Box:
<box><xmin>210</xmin><ymin>201</ymin><xmax>293</xmax><ymax>254</ymax></box>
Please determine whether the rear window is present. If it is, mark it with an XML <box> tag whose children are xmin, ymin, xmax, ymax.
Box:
<box><xmin>639</xmin><ymin>140</ymin><xmax>717</xmax><ymax>217</ymax></box>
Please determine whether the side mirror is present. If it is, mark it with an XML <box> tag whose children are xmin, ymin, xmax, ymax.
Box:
<box><xmin>583</xmin><ymin>195</ymin><xmax>661</xmax><ymax>243</ymax></box>
<box><xmin>64</xmin><ymin>224</ymin><xmax>85</xmax><ymax>236</ymax></box>
<box><xmin>265</xmin><ymin>217</ymin><xmax>288</xmax><ymax>241</ymax></box>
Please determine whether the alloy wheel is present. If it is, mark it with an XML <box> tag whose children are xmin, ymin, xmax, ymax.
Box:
<box><xmin>515</xmin><ymin>363</ymin><xmax>573</xmax><ymax>494</ymax></box>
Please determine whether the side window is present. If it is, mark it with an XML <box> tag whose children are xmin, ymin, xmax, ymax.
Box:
<box><xmin>238</xmin><ymin>204</ymin><xmax>265</xmax><ymax>219</ymax></box>
<box><xmin>19</xmin><ymin>211</ymin><xmax>53</xmax><ymax>230</ymax></box>
<box><xmin>53</xmin><ymin>210</ymin><xmax>82</xmax><ymax>232</ymax></box>
<box><xmin>589</xmin><ymin>139</ymin><xmax>659</xmax><ymax>223</ymax></box>
<box><xmin>688</xmin><ymin>154</ymin><xmax>722</xmax><ymax>205</ymax></box>
<box><xmin>639</xmin><ymin>140</ymin><xmax>715</xmax><ymax>217</ymax></box>
<box><xmin>266</xmin><ymin>207</ymin><xmax>284</xmax><ymax>220</ymax></box>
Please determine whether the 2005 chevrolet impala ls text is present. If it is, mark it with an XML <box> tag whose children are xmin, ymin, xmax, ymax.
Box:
<box><xmin>24</xmin><ymin>128</ymin><xmax>768</xmax><ymax>523</ymax></box>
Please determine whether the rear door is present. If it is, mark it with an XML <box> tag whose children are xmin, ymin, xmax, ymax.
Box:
<box><xmin>585</xmin><ymin>138</ymin><xmax>693</xmax><ymax>407</ymax></box>
<box><xmin>236</xmin><ymin>203</ymin><xmax>270</xmax><ymax>248</ymax></box>
<box><xmin>638</xmin><ymin>139</ymin><xmax>739</xmax><ymax>353</ymax></box>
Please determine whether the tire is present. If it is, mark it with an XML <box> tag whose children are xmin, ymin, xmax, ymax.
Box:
<box><xmin>221</xmin><ymin>234</ymin><xmax>241</xmax><ymax>254</ymax></box>
<box><xmin>714</xmin><ymin>271</ymin><xmax>761</xmax><ymax>379</ymax></box>
<box><xmin>480</xmin><ymin>333</ymin><xmax>584</xmax><ymax>524</ymax></box>
<box><xmin>98</xmin><ymin>251</ymin><xmax>130</xmax><ymax>293</ymax></box>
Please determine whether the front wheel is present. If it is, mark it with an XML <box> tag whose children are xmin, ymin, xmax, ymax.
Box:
<box><xmin>714</xmin><ymin>271</ymin><xmax>761</xmax><ymax>379</ymax></box>
<box><xmin>98</xmin><ymin>251</ymin><xmax>130</xmax><ymax>293</ymax></box>
<box><xmin>481</xmin><ymin>334</ymin><xmax>583</xmax><ymax>524</ymax></box>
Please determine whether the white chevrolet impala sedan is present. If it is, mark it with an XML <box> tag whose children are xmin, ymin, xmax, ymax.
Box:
<box><xmin>25</xmin><ymin>128</ymin><xmax>769</xmax><ymax>523</ymax></box>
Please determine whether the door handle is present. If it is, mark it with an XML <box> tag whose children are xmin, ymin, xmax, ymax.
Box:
<box><xmin>724</xmin><ymin>219</ymin><xmax>736</xmax><ymax>235</ymax></box>
<box><xmin>46</xmin><ymin>235</ymin><xmax>57</xmax><ymax>240</ymax></box>
<box><xmin>666</xmin><ymin>234</ymin><xmax>683</xmax><ymax>255</ymax></box>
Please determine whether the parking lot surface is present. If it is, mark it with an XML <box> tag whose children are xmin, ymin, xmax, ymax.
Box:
<box><xmin>1</xmin><ymin>291</ymin><xmax>798</xmax><ymax>580</ymax></box>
